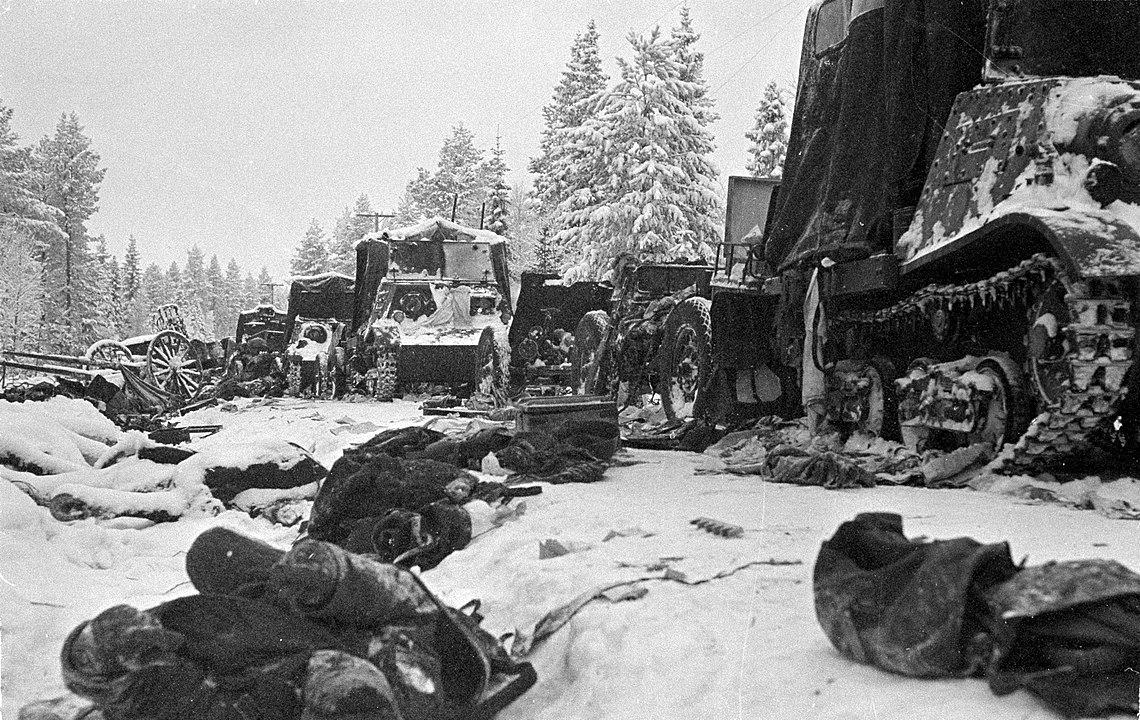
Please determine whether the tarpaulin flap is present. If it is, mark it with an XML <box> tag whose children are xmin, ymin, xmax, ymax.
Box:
<box><xmin>354</xmin><ymin>240</ymin><xmax>390</xmax><ymax>334</ymax></box>
<box><xmin>765</xmin><ymin>0</ymin><xmax>987</xmax><ymax>270</ymax></box>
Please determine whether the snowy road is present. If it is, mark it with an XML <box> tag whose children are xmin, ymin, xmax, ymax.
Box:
<box><xmin>4</xmin><ymin>397</ymin><xmax>1137</xmax><ymax>719</ymax></box>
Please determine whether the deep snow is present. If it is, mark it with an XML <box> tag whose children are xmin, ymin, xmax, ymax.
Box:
<box><xmin>3</xmin><ymin>397</ymin><xmax>1138</xmax><ymax>719</ymax></box>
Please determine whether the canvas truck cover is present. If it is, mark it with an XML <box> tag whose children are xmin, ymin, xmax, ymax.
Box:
<box><xmin>283</xmin><ymin>272</ymin><xmax>355</xmax><ymax>345</ymax></box>
<box><xmin>763</xmin><ymin>0</ymin><xmax>987</xmax><ymax>271</ymax></box>
<box><xmin>353</xmin><ymin>239</ymin><xmax>391</xmax><ymax>334</ymax></box>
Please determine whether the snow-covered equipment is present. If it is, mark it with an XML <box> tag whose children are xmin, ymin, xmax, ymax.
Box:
<box><xmin>352</xmin><ymin>218</ymin><xmax>511</xmax><ymax>401</ymax></box>
<box><xmin>234</xmin><ymin>303</ymin><xmax>288</xmax><ymax>353</ymax></box>
<box><xmin>702</xmin><ymin>0</ymin><xmax>1140</xmax><ymax>468</ymax></box>
<box><xmin>507</xmin><ymin>271</ymin><xmax>612</xmax><ymax>394</ymax></box>
<box><xmin>0</xmin><ymin>305</ymin><xmax>208</xmax><ymax>410</ymax></box>
<box><xmin>569</xmin><ymin>255</ymin><xmax>713</xmax><ymax>422</ymax></box>
<box><xmin>281</xmin><ymin>273</ymin><xmax>355</xmax><ymax>399</ymax></box>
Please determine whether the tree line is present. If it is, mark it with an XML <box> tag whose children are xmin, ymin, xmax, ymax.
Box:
<box><xmin>0</xmin><ymin>103</ymin><xmax>278</xmax><ymax>354</ymax></box>
<box><xmin>290</xmin><ymin>8</ymin><xmax>792</xmax><ymax>286</ymax></box>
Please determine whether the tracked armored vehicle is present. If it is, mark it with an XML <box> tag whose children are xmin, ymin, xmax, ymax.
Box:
<box><xmin>704</xmin><ymin>0</ymin><xmax>1140</xmax><ymax>468</ymax></box>
<box><xmin>353</xmin><ymin>218</ymin><xmax>511</xmax><ymax>401</ymax></box>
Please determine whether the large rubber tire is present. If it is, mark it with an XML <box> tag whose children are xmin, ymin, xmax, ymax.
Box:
<box><xmin>571</xmin><ymin>310</ymin><xmax>612</xmax><ymax>396</ymax></box>
<box><xmin>658</xmin><ymin>297</ymin><xmax>712</xmax><ymax>422</ymax></box>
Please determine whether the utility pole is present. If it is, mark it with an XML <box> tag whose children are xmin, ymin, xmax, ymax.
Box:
<box><xmin>450</xmin><ymin>194</ymin><xmax>459</xmax><ymax>222</ymax></box>
<box><xmin>356</xmin><ymin>212</ymin><xmax>396</xmax><ymax>233</ymax></box>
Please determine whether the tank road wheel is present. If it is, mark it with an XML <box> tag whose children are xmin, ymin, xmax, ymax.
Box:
<box><xmin>1027</xmin><ymin>279</ymin><xmax>1071</xmax><ymax>408</ymax></box>
<box><xmin>146</xmin><ymin>330</ymin><xmax>203</xmax><ymax>400</ymax></box>
<box><xmin>472</xmin><ymin>327</ymin><xmax>505</xmax><ymax>402</ymax></box>
<box><xmin>85</xmin><ymin>339</ymin><xmax>134</xmax><ymax>367</ymax></box>
<box><xmin>571</xmin><ymin>310</ymin><xmax>612</xmax><ymax>395</ymax></box>
<box><xmin>969</xmin><ymin>358</ymin><xmax>1023</xmax><ymax>450</ymax></box>
<box><xmin>658</xmin><ymin>297</ymin><xmax>712</xmax><ymax>422</ymax></box>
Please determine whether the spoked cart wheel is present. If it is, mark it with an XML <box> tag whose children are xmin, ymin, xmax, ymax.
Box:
<box><xmin>146</xmin><ymin>330</ymin><xmax>204</xmax><ymax>400</ymax></box>
<box><xmin>84</xmin><ymin>339</ymin><xmax>135</xmax><ymax>368</ymax></box>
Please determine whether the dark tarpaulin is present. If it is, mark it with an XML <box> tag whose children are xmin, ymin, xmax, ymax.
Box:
<box><xmin>282</xmin><ymin>273</ymin><xmax>355</xmax><ymax>346</ymax></box>
<box><xmin>815</xmin><ymin>513</ymin><xmax>1140</xmax><ymax>718</ymax></box>
<box><xmin>353</xmin><ymin>239</ymin><xmax>390</xmax><ymax>334</ymax></box>
<box><xmin>764</xmin><ymin>0</ymin><xmax>987</xmax><ymax>270</ymax></box>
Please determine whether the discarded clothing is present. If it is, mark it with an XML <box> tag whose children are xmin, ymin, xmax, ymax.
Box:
<box><xmin>58</xmin><ymin>527</ymin><xmax>535</xmax><ymax>720</ymax></box>
<box><xmin>307</xmin><ymin>438</ymin><xmax>533</xmax><ymax>569</ymax></box>
<box><xmin>814</xmin><ymin>513</ymin><xmax>1140</xmax><ymax>718</ymax></box>
<box><xmin>495</xmin><ymin>419</ymin><xmax>619</xmax><ymax>485</ymax></box>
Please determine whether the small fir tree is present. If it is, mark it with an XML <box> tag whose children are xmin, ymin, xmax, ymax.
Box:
<box><xmin>745</xmin><ymin>81</ymin><xmax>792</xmax><ymax>178</ymax></box>
<box><xmin>291</xmin><ymin>219</ymin><xmax>330</xmax><ymax>276</ymax></box>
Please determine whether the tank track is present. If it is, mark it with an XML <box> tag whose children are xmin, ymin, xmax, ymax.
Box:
<box><xmin>374</xmin><ymin>351</ymin><xmax>398</xmax><ymax>401</ymax></box>
<box><xmin>834</xmin><ymin>253</ymin><xmax>1135</xmax><ymax>469</ymax></box>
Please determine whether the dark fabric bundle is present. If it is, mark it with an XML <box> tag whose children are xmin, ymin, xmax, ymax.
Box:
<box><xmin>307</xmin><ymin>453</ymin><xmax>472</xmax><ymax>546</ymax></box>
<box><xmin>62</xmin><ymin>528</ymin><xmax>534</xmax><ymax>720</ymax></box>
<box><xmin>495</xmin><ymin>419</ymin><xmax>618</xmax><ymax>485</ymax></box>
<box><xmin>815</xmin><ymin>513</ymin><xmax>1140</xmax><ymax>718</ymax></box>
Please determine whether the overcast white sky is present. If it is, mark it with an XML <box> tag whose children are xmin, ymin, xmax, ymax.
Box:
<box><xmin>0</xmin><ymin>0</ymin><xmax>811</xmax><ymax>279</ymax></box>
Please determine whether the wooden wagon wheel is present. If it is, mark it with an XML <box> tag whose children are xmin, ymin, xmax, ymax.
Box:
<box><xmin>146</xmin><ymin>330</ymin><xmax>203</xmax><ymax>400</ymax></box>
<box><xmin>84</xmin><ymin>339</ymin><xmax>135</xmax><ymax>367</ymax></box>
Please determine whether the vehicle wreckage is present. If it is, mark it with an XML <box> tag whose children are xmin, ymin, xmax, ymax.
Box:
<box><xmin>351</xmin><ymin>217</ymin><xmax>512</xmax><ymax>402</ymax></box>
<box><xmin>694</xmin><ymin>0</ymin><xmax>1140</xmax><ymax>470</ymax></box>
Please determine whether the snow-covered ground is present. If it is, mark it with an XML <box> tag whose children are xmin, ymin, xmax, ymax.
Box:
<box><xmin>3</xmin><ymin>397</ymin><xmax>1137</xmax><ymax>719</ymax></box>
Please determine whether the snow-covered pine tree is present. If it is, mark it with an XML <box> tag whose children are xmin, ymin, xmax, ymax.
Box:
<box><xmin>130</xmin><ymin>263</ymin><xmax>165</xmax><ymax>335</ymax></box>
<box><xmin>483</xmin><ymin>136</ymin><xmax>510</xmax><ymax>237</ymax></box>
<box><xmin>165</xmin><ymin>262</ymin><xmax>183</xmax><ymax>308</ymax></box>
<box><xmin>0</xmin><ymin>102</ymin><xmax>63</xmax><ymax>254</ymax></box>
<box><xmin>242</xmin><ymin>273</ymin><xmax>260</xmax><ymax>310</ymax></box>
<box><xmin>206</xmin><ymin>254</ymin><xmax>225</xmax><ymax>337</ymax></box>
<box><xmin>395</xmin><ymin>169</ymin><xmax>433</xmax><ymax>226</ymax></box>
<box><xmin>671</xmin><ymin>7</ymin><xmax>718</xmax><ymax>128</ymax></box>
<box><xmin>508</xmin><ymin>183</ymin><xmax>539</xmax><ymax>272</ymax></box>
<box><xmin>0</xmin><ymin>231</ymin><xmax>44</xmax><ymax>352</ymax></box>
<box><xmin>86</xmin><ymin>235</ymin><xmax>121</xmax><ymax>340</ymax></box>
<box><xmin>529</xmin><ymin>20</ymin><xmax>607</xmax><ymax>225</ymax></box>
<box><xmin>330</xmin><ymin>206</ymin><xmax>353</xmax><ymax>274</ymax></box>
<box><xmin>221</xmin><ymin>258</ymin><xmax>244</xmax><ymax>333</ymax></box>
<box><xmin>30</xmin><ymin>113</ymin><xmax>105</xmax><ymax>350</ymax></box>
<box><xmin>291</xmin><ymin>219</ymin><xmax>330</xmax><ymax>276</ymax></box>
<box><xmin>122</xmin><ymin>235</ymin><xmax>141</xmax><ymax>303</ymax></box>
<box><xmin>427</xmin><ymin>125</ymin><xmax>488</xmax><ymax>226</ymax></box>
<box><xmin>745</xmin><ymin>81</ymin><xmax>792</xmax><ymax>178</ymax></box>
<box><xmin>556</xmin><ymin>27</ymin><xmax>722</xmax><ymax>282</ymax></box>
<box><xmin>532</xmin><ymin>224</ymin><xmax>561</xmax><ymax>273</ymax></box>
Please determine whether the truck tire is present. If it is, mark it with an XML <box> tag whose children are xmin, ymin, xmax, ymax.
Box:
<box><xmin>571</xmin><ymin>310</ymin><xmax>612</xmax><ymax>396</ymax></box>
<box><xmin>657</xmin><ymin>297</ymin><xmax>712</xmax><ymax>422</ymax></box>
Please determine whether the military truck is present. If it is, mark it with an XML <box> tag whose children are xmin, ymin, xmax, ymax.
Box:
<box><xmin>570</xmin><ymin>256</ymin><xmax>713</xmax><ymax>422</ymax></box>
<box><xmin>281</xmin><ymin>272</ymin><xmax>355</xmax><ymax>397</ymax></box>
<box><xmin>352</xmin><ymin>217</ymin><xmax>511</xmax><ymax>400</ymax></box>
<box><xmin>702</xmin><ymin>0</ymin><xmax>1140</xmax><ymax>467</ymax></box>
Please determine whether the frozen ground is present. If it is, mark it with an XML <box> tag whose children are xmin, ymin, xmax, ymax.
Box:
<box><xmin>3</xmin><ymin>397</ymin><xmax>1137</xmax><ymax>719</ymax></box>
